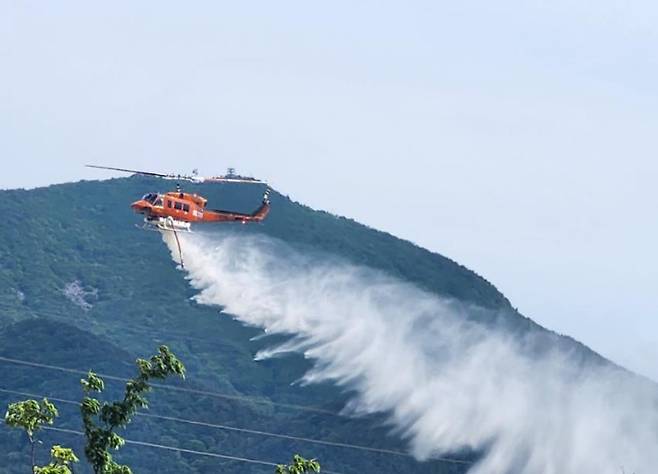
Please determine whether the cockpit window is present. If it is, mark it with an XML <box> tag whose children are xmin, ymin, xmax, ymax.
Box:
<box><xmin>154</xmin><ymin>198</ymin><xmax>163</xmax><ymax>207</ymax></box>
<box><xmin>141</xmin><ymin>193</ymin><xmax>158</xmax><ymax>204</ymax></box>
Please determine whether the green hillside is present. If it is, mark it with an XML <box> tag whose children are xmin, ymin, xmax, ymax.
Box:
<box><xmin>0</xmin><ymin>176</ymin><xmax>601</xmax><ymax>473</ymax></box>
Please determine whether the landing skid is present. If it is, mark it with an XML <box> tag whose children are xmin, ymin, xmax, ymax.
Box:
<box><xmin>144</xmin><ymin>216</ymin><xmax>192</xmax><ymax>232</ymax></box>
<box><xmin>135</xmin><ymin>222</ymin><xmax>193</xmax><ymax>233</ymax></box>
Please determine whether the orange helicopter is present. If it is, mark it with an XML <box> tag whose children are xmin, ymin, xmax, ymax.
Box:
<box><xmin>87</xmin><ymin>164</ymin><xmax>271</xmax><ymax>233</ymax></box>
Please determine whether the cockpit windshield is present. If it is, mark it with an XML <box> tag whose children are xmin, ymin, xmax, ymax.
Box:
<box><xmin>141</xmin><ymin>193</ymin><xmax>158</xmax><ymax>204</ymax></box>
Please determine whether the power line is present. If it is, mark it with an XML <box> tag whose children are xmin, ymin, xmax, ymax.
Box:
<box><xmin>0</xmin><ymin>387</ymin><xmax>473</xmax><ymax>466</ymax></box>
<box><xmin>138</xmin><ymin>412</ymin><xmax>411</xmax><ymax>458</ymax></box>
<box><xmin>44</xmin><ymin>426</ymin><xmax>275</xmax><ymax>466</ymax></box>
<box><xmin>0</xmin><ymin>337</ymin><xmax>475</xmax><ymax>467</ymax></box>
<box><xmin>0</xmin><ymin>355</ymin><xmax>336</xmax><ymax>415</ymax></box>
<box><xmin>0</xmin><ymin>387</ymin><xmax>414</xmax><ymax>459</ymax></box>
<box><xmin>42</xmin><ymin>426</ymin><xmax>347</xmax><ymax>474</ymax></box>
<box><xmin>0</xmin><ymin>307</ymin><xmax>346</xmax><ymax>416</ymax></box>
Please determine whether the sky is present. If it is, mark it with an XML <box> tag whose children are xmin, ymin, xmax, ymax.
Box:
<box><xmin>1</xmin><ymin>1</ymin><xmax>657</xmax><ymax>380</ymax></box>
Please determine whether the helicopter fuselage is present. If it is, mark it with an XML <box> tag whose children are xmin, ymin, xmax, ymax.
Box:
<box><xmin>130</xmin><ymin>189</ymin><xmax>270</xmax><ymax>229</ymax></box>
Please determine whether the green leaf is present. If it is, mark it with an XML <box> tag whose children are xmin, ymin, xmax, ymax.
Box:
<box><xmin>276</xmin><ymin>454</ymin><xmax>322</xmax><ymax>474</ymax></box>
<box><xmin>4</xmin><ymin>398</ymin><xmax>58</xmax><ymax>438</ymax></box>
<box><xmin>81</xmin><ymin>371</ymin><xmax>105</xmax><ymax>393</ymax></box>
<box><xmin>51</xmin><ymin>445</ymin><xmax>79</xmax><ymax>464</ymax></box>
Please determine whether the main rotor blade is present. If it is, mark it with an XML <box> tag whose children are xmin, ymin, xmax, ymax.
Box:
<box><xmin>85</xmin><ymin>164</ymin><xmax>172</xmax><ymax>178</ymax></box>
<box><xmin>205</xmin><ymin>177</ymin><xmax>265</xmax><ymax>184</ymax></box>
<box><xmin>85</xmin><ymin>164</ymin><xmax>197</xmax><ymax>181</ymax></box>
<box><xmin>86</xmin><ymin>164</ymin><xmax>264</xmax><ymax>184</ymax></box>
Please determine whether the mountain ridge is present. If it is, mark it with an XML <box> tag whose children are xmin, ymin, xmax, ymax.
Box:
<box><xmin>0</xmin><ymin>176</ymin><xmax>616</xmax><ymax>473</ymax></box>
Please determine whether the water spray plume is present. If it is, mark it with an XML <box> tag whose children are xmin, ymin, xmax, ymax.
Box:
<box><xmin>162</xmin><ymin>231</ymin><xmax>658</xmax><ymax>474</ymax></box>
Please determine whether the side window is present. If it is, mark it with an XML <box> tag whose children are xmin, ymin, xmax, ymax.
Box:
<box><xmin>174</xmin><ymin>202</ymin><xmax>182</xmax><ymax>210</ymax></box>
<box><xmin>183</xmin><ymin>204</ymin><xmax>190</xmax><ymax>213</ymax></box>
<box><xmin>167</xmin><ymin>200</ymin><xmax>172</xmax><ymax>208</ymax></box>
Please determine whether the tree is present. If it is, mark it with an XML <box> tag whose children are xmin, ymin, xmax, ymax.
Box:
<box><xmin>79</xmin><ymin>345</ymin><xmax>185</xmax><ymax>474</ymax></box>
<box><xmin>275</xmin><ymin>454</ymin><xmax>321</xmax><ymax>474</ymax></box>
<box><xmin>5</xmin><ymin>346</ymin><xmax>321</xmax><ymax>474</ymax></box>
<box><xmin>4</xmin><ymin>397</ymin><xmax>61</xmax><ymax>472</ymax></box>
<box><xmin>34</xmin><ymin>445</ymin><xmax>79</xmax><ymax>474</ymax></box>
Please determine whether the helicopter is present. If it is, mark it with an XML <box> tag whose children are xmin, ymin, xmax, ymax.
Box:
<box><xmin>86</xmin><ymin>164</ymin><xmax>271</xmax><ymax>233</ymax></box>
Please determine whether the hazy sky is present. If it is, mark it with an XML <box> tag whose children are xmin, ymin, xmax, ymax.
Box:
<box><xmin>2</xmin><ymin>1</ymin><xmax>657</xmax><ymax>379</ymax></box>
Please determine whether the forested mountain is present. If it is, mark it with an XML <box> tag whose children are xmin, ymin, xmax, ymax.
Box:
<box><xmin>0</xmin><ymin>176</ymin><xmax>604</xmax><ymax>473</ymax></box>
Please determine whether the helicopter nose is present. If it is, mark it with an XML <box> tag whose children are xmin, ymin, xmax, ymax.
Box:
<box><xmin>130</xmin><ymin>200</ymin><xmax>152</xmax><ymax>214</ymax></box>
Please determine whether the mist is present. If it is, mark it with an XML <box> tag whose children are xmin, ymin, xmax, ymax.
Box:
<box><xmin>162</xmin><ymin>230</ymin><xmax>658</xmax><ymax>473</ymax></box>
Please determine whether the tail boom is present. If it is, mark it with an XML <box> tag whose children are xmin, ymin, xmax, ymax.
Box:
<box><xmin>203</xmin><ymin>202</ymin><xmax>270</xmax><ymax>223</ymax></box>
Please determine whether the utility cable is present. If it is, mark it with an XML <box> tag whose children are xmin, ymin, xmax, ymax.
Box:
<box><xmin>42</xmin><ymin>426</ymin><xmax>349</xmax><ymax>473</ymax></box>
<box><xmin>0</xmin><ymin>388</ymin><xmax>410</xmax><ymax>458</ymax></box>
<box><xmin>0</xmin><ymin>355</ymin><xmax>335</xmax><ymax>415</ymax></box>
<box><xmin>0</xmin><ymin>386</ymin><xmax>473</xmax><ymax>466</ymax></box>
